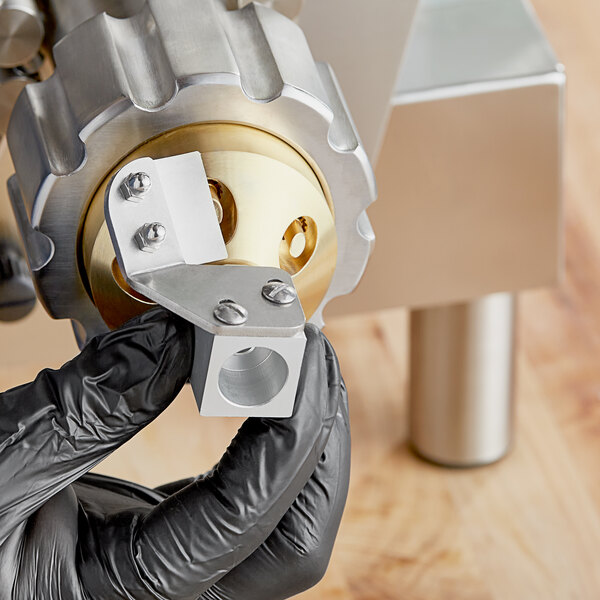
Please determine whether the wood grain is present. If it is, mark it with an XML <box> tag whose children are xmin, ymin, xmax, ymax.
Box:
<box><xmin>1</xmin><ymin>0</ymin><xmax>600</xmax><ymax>597</ymax></box>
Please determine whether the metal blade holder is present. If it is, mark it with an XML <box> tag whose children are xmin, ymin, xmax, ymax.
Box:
<box><xmin>105</xmin><ymin>152</ymin><xmax>307</xmax><ymax>418</ymax></box>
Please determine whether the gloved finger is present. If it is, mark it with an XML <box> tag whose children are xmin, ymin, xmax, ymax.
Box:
<box><xmin>0</xmin><ymin>308</ymin><xmax>193</xmax><ymax>546</ymax></box>
<box><xmin>202</xmin><ymin>375</ymin><xmax>351</xmax><ymax>600</ymax></box>
<box><xmin>102</xmin><ymin>325</ymin><xmax>341</xmax><ymax>600</ymax></box>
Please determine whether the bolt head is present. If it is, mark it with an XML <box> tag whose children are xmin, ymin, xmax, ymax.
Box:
<box><xmin>214</xmin><ymin>300</ymin><xmax>248</xmax><ymax>326</ymax></box>
<box><xmin>122</xmin><ymin>172</ymin><xmax>152</xmax><ymax>200</ymax></box>
<box><xmin>262</xmin><ymin>280</ymin><xmax>298</xmax><ymax>305</ymax></box>
<box><xmin>135</xmin><ymin>222</ymin><xmax>167</xmax><ymax>252</ymax></box>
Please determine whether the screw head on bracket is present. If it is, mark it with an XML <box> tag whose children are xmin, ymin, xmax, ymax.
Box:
<box><xmin>262</xmin><ymin>280</ymin><xmax>298</xmax><ymax>306</ymax></box>
<box><xmin>121</xmin><ymin>172</ymin><xmax>152</xmax><ymax>200</ymax></box>
<box><xmin>214</xmin><ymin>299</ymin><xmax>248</xmax><ymax>325</ymax></box>
<box><xmin>135</xmin><ymin>222</ymin><xmax>167</xmax><ymax>252</ymax></box>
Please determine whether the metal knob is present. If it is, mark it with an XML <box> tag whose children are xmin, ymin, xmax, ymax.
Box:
<box><xmin>0</xmin><ymin>0</ymin><xmax>44</xmax><ymax>69</ymax></box>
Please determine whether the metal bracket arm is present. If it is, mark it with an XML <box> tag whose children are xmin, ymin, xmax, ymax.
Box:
<box><xmin>105</xmin><ymin>152</ymin><xmax>307</xmax><ymax>417</ymax></box>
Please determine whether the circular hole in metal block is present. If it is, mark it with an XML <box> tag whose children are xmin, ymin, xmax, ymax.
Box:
<box><xmin>208</xmin><ymin>179</ymin><xmax>237</xmax><ymax>244</ymax></box>
<box><xmin>219</xmin><ymin>347</ymin><xmax>289</xmax><ymax>407</ymax></box>
<box><xmin>279</xmin><ymin>216</ymin><xmax>317</xmax><ymax>276</ymax></box>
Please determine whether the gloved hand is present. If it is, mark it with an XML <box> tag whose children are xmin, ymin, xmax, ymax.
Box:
<box><xmin>0</xmin><ymin>308</ymin><xmax>350</xmax><ymax>600</ymax></box>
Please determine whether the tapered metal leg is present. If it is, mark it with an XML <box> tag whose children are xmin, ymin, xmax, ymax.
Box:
<box><xmin>409</xmin><ymin>292</ymin><xmax>516</xmax><ymax>467</ymax></box>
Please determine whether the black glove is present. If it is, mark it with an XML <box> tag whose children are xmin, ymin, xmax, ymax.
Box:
<box><xmin>0</xmin><ymin>308</ymin><xmax>350</xmax><ymax>600</ymax></box>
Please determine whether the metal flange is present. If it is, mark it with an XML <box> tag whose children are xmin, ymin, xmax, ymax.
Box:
<box><xmin>7</xmin><ymin>0</ymin><xmax>376</xmax><ymax>342</ymax></box>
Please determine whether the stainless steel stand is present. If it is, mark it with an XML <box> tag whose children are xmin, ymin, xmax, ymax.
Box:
<box><xmin>325</xmin><ymin>0</ymin><xmax>563</xmax><ymax>469</ymax></box>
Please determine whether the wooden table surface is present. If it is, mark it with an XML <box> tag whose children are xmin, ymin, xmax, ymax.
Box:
<box><xmin>2</xmin><ymin>0</ymin><xmax>600</xmax><ymax>598</ymax></box>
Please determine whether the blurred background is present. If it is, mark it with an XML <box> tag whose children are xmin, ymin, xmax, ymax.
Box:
<box><xmin>2</xmin><ymin>0</ymin><xmax>600</xmax><ymax>597</ymax></box>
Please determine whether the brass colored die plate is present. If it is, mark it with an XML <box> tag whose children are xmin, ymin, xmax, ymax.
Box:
<box><xmin>80</xmin><ymin>123</ymin><xmax>337</xmax><ymax>329</ymax></box>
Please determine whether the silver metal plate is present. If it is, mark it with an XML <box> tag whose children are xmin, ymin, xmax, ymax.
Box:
<box><xmin>133</xmin><ymin>264</ymin><xmax>306</xmax><ymax>337</ymax></box>
<box><xmin>105</xmin><ymin>153</ymin><xmax>227</xmax><ymax>276</ymax></box>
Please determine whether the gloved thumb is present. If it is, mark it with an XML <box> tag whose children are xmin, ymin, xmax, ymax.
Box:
<box><xmin>71</xmin><ymin>307</ymin><xmax>194</xmax><ymax>434</ymax></box>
